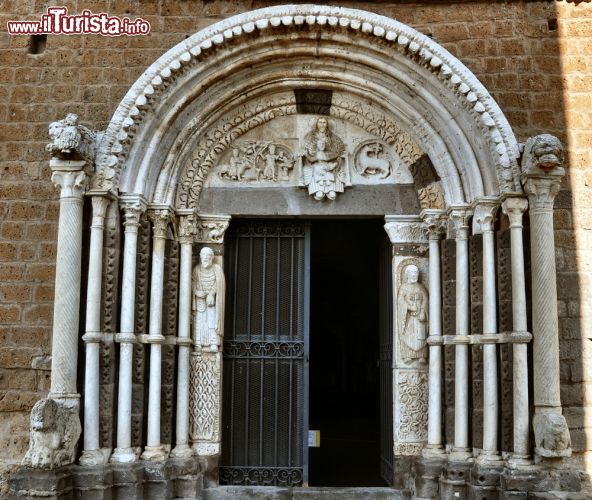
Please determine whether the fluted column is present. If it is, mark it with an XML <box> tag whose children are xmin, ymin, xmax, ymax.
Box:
<box><xmin>49</xmin><ymin>160</ymin><xmax>87</xmax><ymax>405</ymax></box>
<box><xmin>502</xmin><ymin>196</ymin><xmax>531</xmax><ymax>466</ymax></box>
<box><xmin>473</xmin><ymin>200</ymin><xmax>501</xmax><ymax>463</ymax></box>
<box><xmin>421</xmin><ymin>210</ymin><xmax>447</xmax><ymax>458</ymax></box>
<box><xmin>79</xmin><ymin>195</ymin><xmax>110</xmax><ymax>466</ymax></box>
<box><xmin>141</xmin><ymin>207</ymin><xmax>173</xmax><ymax>461</ymax></box>
<box><xmin>521</xmin><ymin>134</ymin><xmax>571</xmax><ymax>459</ymax></box>
<box><xmin>171</xmin><ymin>210</ymin><xmax>196</xmax><ymax>458</ymax></box>
<box><xmin>111</xmin><ymin>196</ymin><xmax>146</xmax><ymax>463</ymax></box>
<box><xmin>448</xmin><ymin>206</ymin><xmax>473</xmax><ymax>461</ymax></box>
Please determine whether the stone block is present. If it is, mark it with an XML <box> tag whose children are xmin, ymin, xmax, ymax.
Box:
<box><xmin>9</xmin><ymin>466</ymin><xmax>73</xmax><ymax>499</ymax></box>
<box><xmin>440</xmin><ymin>461</ymin><xmax>472</xmax><ymax>500</ymax></box>
<box><xmin>143</xmin><ymin>461</ymin><xmax>173</xmax><ymax>499</ymax></box>
<box><xmin>111</xmin><ymin>462</ymin><xmax>144</xmax><ymax>500</ymax></box>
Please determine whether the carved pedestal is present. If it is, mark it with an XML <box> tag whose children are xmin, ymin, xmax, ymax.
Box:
<box><xmin>384</xmin><ymin>216</ymin><xmax>429</xmax><ymax>473</ymax></box>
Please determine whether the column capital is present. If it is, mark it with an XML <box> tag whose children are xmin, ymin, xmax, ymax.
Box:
<box><xmin>195</xmin><ymin>213</ymin><xmax>231</xmax><ymax>244</ymax></box>
<box><xmin>120</xmin><ymin>195</ymin><xmax>148</xmax><ymax>229</ymax></box>
<box><xmin>50</xmin><ymin>160</ymin><xmax>87</xmax><ymax>200</ymax></box>
<box><xmin>177</xmin><ymin>209</ymin><xmax>198</xmax><ymax>244</ymax></box>
<box><xmin>148</xmin><ymin>205</ymin><xmax>174</xmax><ymax>239</ymax></box>
<box><xmin>522</xmin><ymin>172</ymin><xmax>564</xmax><ymax>212</ymax></box>
<box><xmin>501</xmin><ymin>196</ymin><xmax>528</xmax><ymax>228</ymax></box>
<box><xmin>420</xmin><ymin>209</ymin><xmax>447</xmax><ymax>240</ymax></box>
<box><xmin>471</xmin><ymin>197</ymin><xmax>500</xmax><ymax>234</ymax></box>
<box><xmin>384</xmin><ymin>215</ymin><xmax>426</xmax><ymax>244</ymax></box>
<box><xmin>447</xmin><ymin>205</ymin><xmax>472</xmax><ymax>240</ymax></box>
<box><xmin>89</xmin><ymin>196</ymin><xmax>110</xmax><ymax>229</ymax></box>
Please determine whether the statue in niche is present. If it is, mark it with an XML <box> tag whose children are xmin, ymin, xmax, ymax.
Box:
<box><xmin>192</xmin><ymin>247</ymin><xmax>225</xmax><ymax>352</ymax></box>
<box><xmin>301</xmin><ymin>117</ymin><xmax>347</xmax><ymax>200</ymax></box>
<box><xmin>398</xmin><ymin>264</ymin><xmax>429</xmax><ymax>362</ymax></box>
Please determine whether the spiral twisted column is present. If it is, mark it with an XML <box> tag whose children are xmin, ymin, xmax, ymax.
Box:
<box><xmin>111</xmin><ymin>196</ymin><xmax>147</xmax><ymax>464</ymax></box>
<box><xmin>49</xmin><ymin>160</ymin><xmax>87</xmax><ymax>406</ymax></box>
<box><xmin>522</xmin><ymin>157</ymin><xmax>572</xmax><ymax>459</ymax></box>
<box><xmin>79</xmin><ymin>194</ymin><xmax>110</xmax><ymax>466</ymax></box>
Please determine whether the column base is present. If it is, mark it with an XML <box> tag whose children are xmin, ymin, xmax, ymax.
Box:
<box><xmin>171</xmin><ymin>443</ymin><xmax>193</xmax><ymax>459</ymax></box>
<box><xmin>533</xmin><ymin>412</ymin><xmax>572</xmax><ymax>460</ymax></box>
<box><xmin>140</xmin><ymin>445</ymin><xmax>168</xmax><ymax>461</ymax></box>
<box><xmin>422</xmin><ymin>444</ymin><xmax>447</xmax><ymax>459</ymax></box>
<box><xmin>415</xmin><ymin>454</ymin><xmax>446</xmax><ymax>499</ymax></box>
<box><xmin>111</xmin><ymin>447</ymin><xmax>137</xmax><ymax>463</ymax></box>
<box><xmin>475</xmin><ymin>450</ymin><xmax>503</xmax><ymax>464</ymax></box>
<box><xmin>448</xmin><ymin>447</ymin><xmax>473</xmax><ymax>462</ymax></box>
<box><xmin>79</xmin><ymin>448</ymin><xmax>109</xmax><ymax>466</ymax></box>
<box><xmin>506</xmin><ymin>454</ymin><xmax>533</xmax><ymax>469</ymax></box>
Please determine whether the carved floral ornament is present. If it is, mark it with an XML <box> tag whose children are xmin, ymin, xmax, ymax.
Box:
<box><xmin>91</xmin><ymin>5</ymin><xmax>519</xmax><ymax>197</ymax></box>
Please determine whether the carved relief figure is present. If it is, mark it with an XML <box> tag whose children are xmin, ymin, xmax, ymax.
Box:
<box><xmin>355</xmin><ymin>141</ymin><xmax>391</xmax><ymax>178</ymax></box>
<box><xmin>192</xmin><ymin>247</ymin><xmax>225</xmax><ymax>352</ymax></box>
<box><xmin>301</xmin><ymin>117</ymin><xmax>347</xmax><ymax>200</ymax></box>
<box><xmin>398</xmin><ymin>264</ymin><xmax>429</xmax><ymax>361</ymax></box>
<box><xmin>217</xmin><ymin>141</ymin><xmax>294</xmax><ymax>183</ymax></box>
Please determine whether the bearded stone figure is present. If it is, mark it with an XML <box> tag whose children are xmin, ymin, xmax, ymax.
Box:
<box><xmin>398</xmin><ymin>264</ymin><xmax>429</xmax><ymax>362</ymax></box>
<box><xmin>301</xmin><ymin>117</ymin><xmax>346</xmax><ymax>200</ymax></box>
<box><xmin>192</xmin><ymin>247</ymin><xmax>225</xmax><ymax>352</ymax></box>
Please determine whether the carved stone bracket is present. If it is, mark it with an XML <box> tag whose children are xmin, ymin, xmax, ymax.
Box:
<box><xmin>195</xmin><ymin>214</ymin><xmax>231</xmax><ymax>244</ymax></box>
<box><xmin>384</xmin><ymin>215</ymin><xmax>427</xmax><ymax>245</ymax></box>
<box><xmin>47</xmin><ymin>113</ymin><xmax>98</xmax><ymax>164</ymax></box>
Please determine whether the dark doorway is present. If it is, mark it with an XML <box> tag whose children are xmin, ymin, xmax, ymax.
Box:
<box><xmin>308</xmin><ymin>219</ymin><xmax>386</xmax><ymax>486</ymax></box>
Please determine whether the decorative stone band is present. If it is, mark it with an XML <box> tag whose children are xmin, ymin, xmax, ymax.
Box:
<box><xmin>94</xmin><ymin>5</ymin><xmax>519</xmax><ymax>194</ymax></box>
<box><xmin>427</xmin><ymin>331</ymin><xmax>532</xmax><ymax>346</ymax></box>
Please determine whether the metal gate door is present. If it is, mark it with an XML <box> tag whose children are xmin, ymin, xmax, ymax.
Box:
<box><xmin>379</xmin><ymin>238</ymin><xmax>394</xmax><ymax>485</ymax></box>
<box><xmin>220</xmin><ymin>220</ymin><xmax>310</xmax><ymax>487</ymax></box>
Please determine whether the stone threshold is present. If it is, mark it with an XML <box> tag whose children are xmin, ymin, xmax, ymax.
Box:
<box><xmin>202</xmin><ymin>486</ymin><xmax>410</xmax><ymax>500</ymax></box>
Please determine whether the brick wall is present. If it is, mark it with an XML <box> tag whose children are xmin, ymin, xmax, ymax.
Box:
<box><xmin>0</xmin><ymin>0</ymin><xmax>590</xmax><ymax>480</ymax></box>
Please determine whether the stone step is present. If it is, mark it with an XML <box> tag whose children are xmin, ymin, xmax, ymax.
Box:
<box><xmin>202</xmin><ymin>486</ymin><xmax>410</xmax><ymax>500</ymax></box>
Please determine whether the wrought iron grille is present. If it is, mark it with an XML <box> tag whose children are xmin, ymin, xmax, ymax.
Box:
<box><xmin>379</xmin><ymin>239</ymin><xmax>394</xmax><ymax>486</ymax></box>
<box><xmin>220</xmin><ymin>220</ymin><xmax>308</xmax><ymax>487</ymax></box>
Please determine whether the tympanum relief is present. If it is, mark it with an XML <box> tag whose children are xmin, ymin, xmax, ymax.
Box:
<box><xmin>203</xmin><ymin>113</ymin><xmax>414</xmax><ymax>201</ymax></box>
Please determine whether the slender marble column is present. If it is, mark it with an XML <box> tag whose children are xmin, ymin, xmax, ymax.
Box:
<box><xmin>502</xmin><ymin>196</ymin><xmax>531</xmax><ymax>465</ymax></box>
<box><xmin>171</xmin><ymin>211</ymin><xmax>196</xmax><ymax>458</ymax></box>
<box><xmin>473</xmin><ymin>200</ymin><xmax>501</xmax><ymax>463</ymax></box>
<box><xmin>49</xmin><ymin>160</ymin><xmax>87</xmax><ymax>405</ymax></box>
<box><xmin>521</xmin><ymin>135</ymin><xmax>571</xmax><ymax>458</ymax></box>
<box><xmin>79</xmin><ymin>195</ymin><xmax>110</xmax><ymax>466</ymax></box>
<box><xmin>141</xmin><ymin>208</ymin><xmax>172</xmax><ymax>461</ymax></box>
<box><xmin>111</xmin><ymin>197</ymin><xmax>146</xmax><ymax>463</ymax></box>
<box><xmin>421</xmin><ymin>210</ymin><xmax>447</xmax><ymax>458</ymax></box>
<box><xmin>448</xmin><ymin>206</ymin><xmax>472</xmax><ymax>461</ymax></box>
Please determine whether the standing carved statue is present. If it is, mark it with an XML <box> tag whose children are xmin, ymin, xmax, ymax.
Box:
<box><xmin>192</xmin><ymin>247</ymin><xmax>225</xmax><ymax>352</ymax></box>
<box><xmin>398</xmin><ymin>264</ymin><xmax>429</xmax><ymax>362</ymax></box>
<box><xmin>301</xmin><ymin>117</ymin><xmax>346</xmax><ymax>200</ymax></box>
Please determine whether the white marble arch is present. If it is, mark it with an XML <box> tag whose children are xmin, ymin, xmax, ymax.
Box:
<box><xmin>92</xmin><ymin>4</ymin><xmax>520</xmax><ymax>207</ymax></box>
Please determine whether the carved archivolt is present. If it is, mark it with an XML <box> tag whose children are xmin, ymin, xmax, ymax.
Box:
<box><xmin>93</xmin><ymin>5</ymin><xmax>520</xmax><ymax>197</ymax></box>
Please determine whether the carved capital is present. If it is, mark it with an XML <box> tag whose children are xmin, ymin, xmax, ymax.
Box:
<box><xmin>50</xmin><ymin>160</ymin><xmax>87</xmax><ymax>200</ymax></box>
<box><xmin>420</xmin><ymin>209</ymin><xmax>447</xmax><ymax>240</ymax></box>
<box><xmin>448</xmin><ymin>205</ymin><xmax>472</xmax><ymax>240</ymax></box>
<box><xmin>522</xmin><ymin>174</ymin><xmax>563</xmax><ymax>212</ymax></box>
<box><xmin>90</xmin><ymin>196</ymin><xmax>110</xmax><ymax>229</ymax></box>
<box><xmin>121</xmin><ymin>196</ymin><xmax>147</xmax><ymax>230</ymax></box>
<box><xmin>178</xmin><ymin>213</ymin><xmax>197</xmax><ymax>243</ymax></box>
<box><xmin>384</xmin><ymin>215</ymin><xmax>426</xmax><ymax>244</ymax></box>
<box><xmin>501</xmin><ymin>196</ymin><xmax>528</xmax><ymax>229</ymax></box>
<box><xmin>472</xmin><ymin>198</ymin><xmax>499</xmax><ymax>234</ymax></box>
<box><xmin>195</xmin><ymin>214</ymin><xmax>231</xmax><ymax>244</ymax></box>
<box><xmin>148</xmin><ymin>207</ymin><xmax>173</xmax><ymax>239</ymax></box>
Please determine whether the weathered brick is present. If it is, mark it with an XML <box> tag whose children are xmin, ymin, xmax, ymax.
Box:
<box><xmin>0</xmin><ymin>347</ymin><xmax>41</xmax><ymax>370</ymax></box>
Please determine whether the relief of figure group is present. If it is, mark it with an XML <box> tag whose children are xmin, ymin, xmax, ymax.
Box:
<box><xmin>218</xmin><ymin>141</ymin><xmax>295</xmax><ymax>183</ymax></box>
